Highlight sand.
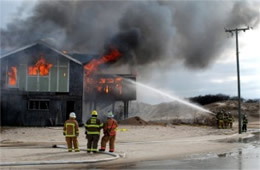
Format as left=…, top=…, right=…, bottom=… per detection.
left=0, top=121, right=259, bottom=169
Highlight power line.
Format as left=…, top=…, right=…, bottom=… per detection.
left=225, top=26, right=250, bottom=134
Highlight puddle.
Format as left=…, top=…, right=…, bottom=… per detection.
left=92, top=130, right=260, bottom=169
left=217, top=131, right=260, bottom=149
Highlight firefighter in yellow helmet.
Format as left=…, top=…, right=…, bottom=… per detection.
left=63, top=112, right=80, bottom=152
left=85, top=110, right=103, bottom=153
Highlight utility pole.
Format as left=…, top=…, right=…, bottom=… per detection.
left=225, top=26, right=250, bottom=134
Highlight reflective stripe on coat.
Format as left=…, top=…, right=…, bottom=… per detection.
left=85, top=117, right=103, bottom=135
left=64, top=118, right=79, bottom=137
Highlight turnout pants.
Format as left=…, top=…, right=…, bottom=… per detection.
left=66, top=137, right=79, bottom=152
left=101, top=135, right=116, bottom=152
left=87, top=134, right=100, bottom=152
left=229, top=122, right=233, bottom=128
left=242, top=124, right=247, bottom=132
left=218, top=120, right=224, bottom=129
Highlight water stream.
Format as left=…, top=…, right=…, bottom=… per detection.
left=125, top=78, right=213, bottom=114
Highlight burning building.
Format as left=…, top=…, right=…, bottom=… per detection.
left=0, top=41, right=84, bottom=126
left=83, top=74, right=136, bottom=122
left=0, top=41, right=136, bottom=126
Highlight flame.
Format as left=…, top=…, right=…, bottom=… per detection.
left=107, top=78, right=114, bottom=84
left=84, top=48, right=121, bottom=76
left=86, top=76, right=123, bottom=95
left=115, top=77, right=122, bottom=83
left=8, top=67, right=17, bottom=86
left=99, top=78, right=106, bottom=84
left=28, top=56, right=53, bottom=76
left=105, top=85, right=109, bottom=93
left=97, top=86, right=102, bottom=92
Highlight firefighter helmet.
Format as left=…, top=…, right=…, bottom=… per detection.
left=107, top=111, right=114, bottom=118
left=91, top=110, right=98, bottom=116
left=69, top=112, right=76, bottom=118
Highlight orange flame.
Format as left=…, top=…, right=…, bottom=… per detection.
left=28, top=56, right=53, bottom=76
left=84, top=48, right=121, bottom=76
left=105, top=85, right=109, bottom=93
left=8, top=67, right=17, bottom=86
left=86, top=76, right=123, bottom=95
left=99, top=78, right=106, bottom=84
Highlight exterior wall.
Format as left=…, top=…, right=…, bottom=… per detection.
left=0, top=91, right=82, bottom=126
left=69, top=61, right=83, bottom=96
left=0, top=44, right=83, bottom=126
left=1, top=48, right=70, bottom=93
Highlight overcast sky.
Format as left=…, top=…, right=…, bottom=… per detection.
left=1, top=0, right=259, bottom=104
left=137, top=28, right=260, bottom=103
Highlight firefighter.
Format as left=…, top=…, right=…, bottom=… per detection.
left=242, top=114, right=248, bottom=132
left=85, top=110, right=103, bottom=153
left=63, top=112, right=80, bottom=152
left=99, top=111, right=118, bottom=152
left=223, top=112, right=229, bottom=129
left=215, top=111, right=221, bottom=128
left=218, top=110, right=224, bottom=129
left=228, top=112, right=234, bottom=129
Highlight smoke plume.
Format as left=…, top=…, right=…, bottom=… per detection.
left=1, top=1, right=260, bottom=70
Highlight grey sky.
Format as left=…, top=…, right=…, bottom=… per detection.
left=1, top=0, right=259, bottom=104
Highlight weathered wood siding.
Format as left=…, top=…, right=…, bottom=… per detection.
left=0, top=44, right=83, bottom=126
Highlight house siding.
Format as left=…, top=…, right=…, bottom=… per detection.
left=0, top=43, right=83, bottom=126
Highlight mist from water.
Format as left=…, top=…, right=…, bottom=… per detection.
left=125, top=78, right=213, bottom=114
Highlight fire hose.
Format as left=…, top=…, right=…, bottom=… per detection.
left=0, top=145, right=122, bottom=167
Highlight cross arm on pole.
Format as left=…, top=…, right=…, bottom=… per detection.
left=225, top=26, right=250, bottom=33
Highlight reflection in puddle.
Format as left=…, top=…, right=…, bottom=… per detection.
left=94, top=131, right=260, bottom=169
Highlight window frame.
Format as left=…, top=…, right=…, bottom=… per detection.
left=6, top=64, right=19, bottom=89
left=28, top=99, right=50, bottom=111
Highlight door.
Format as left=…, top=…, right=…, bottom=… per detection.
left=66, top=101, right=75, bottom=120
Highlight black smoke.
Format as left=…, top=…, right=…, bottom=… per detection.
left=1, top=1, right=260, bottom=69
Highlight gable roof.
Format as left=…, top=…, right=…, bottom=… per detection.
left=68, top=53, right=100, bottom=65
left=0, top=41, right=83, bottom=65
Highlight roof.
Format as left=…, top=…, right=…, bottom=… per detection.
left=68, top=53, right=100, bottom=65
left=0, top=41, right=86, bottom=65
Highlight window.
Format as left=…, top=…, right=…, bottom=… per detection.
left=27, top=55, right=53, bottom=92
left=26, top=56, right=69, bottom=92
left=28, top=55, right=53, bottom=76
left=28, top=100, right=50, bottom=111
left=7, top=66, right=18, bottom=88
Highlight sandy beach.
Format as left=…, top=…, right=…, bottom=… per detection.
left=0, top=121, right=259, bottom=169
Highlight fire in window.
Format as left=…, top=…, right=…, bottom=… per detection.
left=86, top=77, right=123, bottom=95
left=8, top=66, right=17, bottom=86
left=28, top=55, right=53, bottom=76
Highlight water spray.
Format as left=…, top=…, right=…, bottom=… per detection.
left=124, top=78, right=214, bottom=114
